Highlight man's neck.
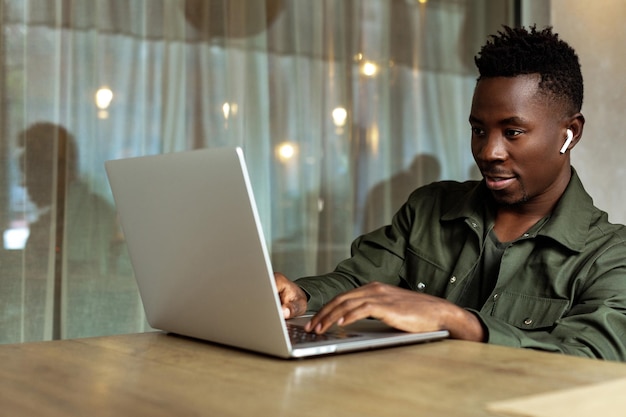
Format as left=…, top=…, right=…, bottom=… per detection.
left=492, top=167, right=572, bottom=242
left=492, top=209, right=547, bottom=243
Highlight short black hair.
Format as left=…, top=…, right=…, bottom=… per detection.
left=474, top=25, right=583, bottom=114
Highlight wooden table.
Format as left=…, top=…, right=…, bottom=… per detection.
left=2, top=332, right=626, bottom=416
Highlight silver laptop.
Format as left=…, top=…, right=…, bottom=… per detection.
left=105, top=147, right=448, bottom=358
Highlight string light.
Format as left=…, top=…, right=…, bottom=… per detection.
left=332, top=107, right=348, bottom=127
left=95, top=87, right=113, bottom=119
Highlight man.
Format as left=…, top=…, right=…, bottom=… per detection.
left=275, top=25, right=626, bottom=361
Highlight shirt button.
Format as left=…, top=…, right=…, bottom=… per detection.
left=493, top=293, right=499, bottom=301
left=471, top=222, right=478, bottom=228
left=449, top=276, right=457, bottom=284
left=522, top=233, right=530, bottom=238
left=523, top=318, right=533, bottom=326
left=417, top=282, right=426, bottom=291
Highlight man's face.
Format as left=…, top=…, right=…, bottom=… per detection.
left=469, top=75, right=572, bottom=209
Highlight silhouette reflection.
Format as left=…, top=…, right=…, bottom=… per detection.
left=362, top=154, right=441, bottom=233
left=1, top=122, right=135, bottom=342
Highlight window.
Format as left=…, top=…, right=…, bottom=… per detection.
left=0, top=0, right=515, bottom=342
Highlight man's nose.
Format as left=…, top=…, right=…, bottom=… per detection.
left=477, top=134, right=508, bottom=162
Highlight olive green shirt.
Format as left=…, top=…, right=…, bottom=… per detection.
left=296, top=169, right=626, bottom=361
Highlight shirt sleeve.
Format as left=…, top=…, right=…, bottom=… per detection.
left=471, top=243, right=626, bottom=361
left=295, top=204, right=413, bottom=311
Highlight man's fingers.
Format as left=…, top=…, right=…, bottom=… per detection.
left=274, top=272, right=308, bottom=319
left=307, top=296, right=373, bottom=333
left=282, top=300, right=306, bottom=319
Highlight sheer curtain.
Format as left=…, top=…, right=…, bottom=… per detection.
left=0, top=0, right=514, bottom=342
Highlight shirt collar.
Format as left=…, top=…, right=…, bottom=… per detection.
left=537, top=168, right=594, bottom=252
left=441, top=168, right=593, bottom=252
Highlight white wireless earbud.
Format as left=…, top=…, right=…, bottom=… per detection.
left=560, top=129, right=573, bottom=154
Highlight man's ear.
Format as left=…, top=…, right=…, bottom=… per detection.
left=566, top=113, right=585, bottom=149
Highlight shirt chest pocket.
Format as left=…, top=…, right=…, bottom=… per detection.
left=490, top=291, right=569, bottom=330
left=399, top=248, right=452, bottom=296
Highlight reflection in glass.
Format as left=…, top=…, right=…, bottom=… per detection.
left=0, top=0, right=515, bottom=342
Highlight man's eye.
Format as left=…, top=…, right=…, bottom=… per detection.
left=471, top=127, right=484, bottom=136
left=505, top=129, right=523, bottom=137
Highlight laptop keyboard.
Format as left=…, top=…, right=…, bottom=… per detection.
left=287, top=323, right=359, bottom=344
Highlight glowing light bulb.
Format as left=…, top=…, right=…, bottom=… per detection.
left=361, top=61, right=379, bottom=77
left=95, top=87, right=113, bottom=110
left=332, top=107, right=348, bottom=127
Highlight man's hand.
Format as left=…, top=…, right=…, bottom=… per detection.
left=303, top=281, right=485, bottom=342
left=274, top=272, right=308, bottom=319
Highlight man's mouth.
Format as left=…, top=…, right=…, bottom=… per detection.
left=483, top=173, right=516, bottom=191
